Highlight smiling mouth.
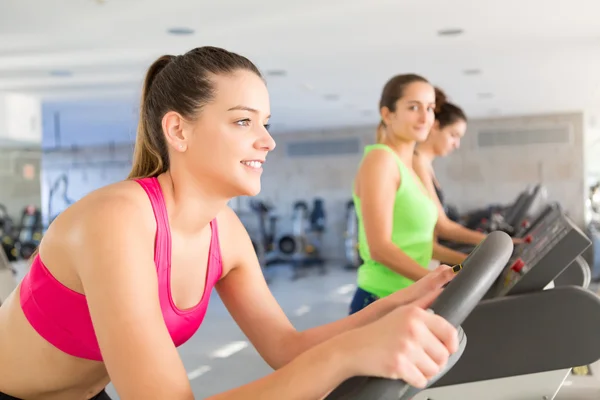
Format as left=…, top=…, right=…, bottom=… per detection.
left=241, top=160, right=264, bottom=169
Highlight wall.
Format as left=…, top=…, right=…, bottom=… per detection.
left=41, top=143, right=133, bottom=226
left=254, top=126, right=375, bottom=261
left=0, top=94, right=43, bottom=222
left=0, top=147, right=42, bottom=222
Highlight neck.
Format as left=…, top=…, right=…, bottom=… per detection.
left=157, top=171, right=230, bottom=235
left=383, top=138, right=416, bottom=165
left=414, top=141, right=436, bottom=166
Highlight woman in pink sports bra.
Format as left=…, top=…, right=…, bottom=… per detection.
left=0, top=46, right=458, bottom=400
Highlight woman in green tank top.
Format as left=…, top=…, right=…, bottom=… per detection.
left=349, top=74, right=469, bottom=315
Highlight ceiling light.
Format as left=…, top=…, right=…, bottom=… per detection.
left=361, top=110, right=373, bottom=116
left=437, top=28, right=464, bottom=37
left=49, top=70, right=72, bottom=77
left=324, top=94, right=339, bottom=101
left=463, top=69, right=481, bottom=76
left=167, top=27, right=195, bottom=36
left=301, top=83, right=314, bottom=91
left=478, top=92, right=494, bottom=99
left=266, top=69, right=287, bottom=77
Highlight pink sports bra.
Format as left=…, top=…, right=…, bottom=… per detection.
left=19, top=177, right=223, bottom=361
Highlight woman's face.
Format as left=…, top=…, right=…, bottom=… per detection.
left=381, top=81, right=436, bottom=143
left=430, top=119, right=467, bottom=156
left=166, top=69, right=276, bottom=198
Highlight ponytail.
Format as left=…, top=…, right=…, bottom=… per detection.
left=128, top=55, right=174, bottom=179
left=433, top=86, right=467, bottom=129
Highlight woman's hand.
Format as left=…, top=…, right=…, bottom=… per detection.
left=384, top=265, right=457, bottom=309
left=343, top=288, right=459, bottom=389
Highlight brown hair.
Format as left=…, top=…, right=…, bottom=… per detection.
left=434, top=87, right=467, bottom=129
left=128, top=46, right=262, bottom=179
left=376, top=73, right=430, bottom=143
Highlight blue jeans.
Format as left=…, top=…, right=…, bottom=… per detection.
left=349, top=287, right=380, bottom=315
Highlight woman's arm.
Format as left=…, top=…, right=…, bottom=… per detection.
left=413, top=157, right=487, bottom=246
left=356, top=150, right=430, bottom=281
left=432, top=241, right=467, bottom=265
left=70, top=193, right=195, bottom=400
left=209, top=285, right=459, bottom=400
left=216, top=208, right=457, bottom=370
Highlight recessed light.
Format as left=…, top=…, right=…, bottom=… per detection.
left=49, top=70, right=72, bottom=77
left=361, top=110, right=373, bottom=116
left=167, top=27, right=195, bottom=36
left=438, top=28, right=464, bottom=37
left=324, top=94, right=339, bottom=101
left=463, top=69, right=481, bottom=76
left=266, top=69, right=287, bottom=77
left=478, top=92, right=494, bottom=99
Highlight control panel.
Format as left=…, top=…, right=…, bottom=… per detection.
left=489, top=210, right=590, bottom=297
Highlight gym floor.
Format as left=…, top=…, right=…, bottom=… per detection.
left=94, top=262, right=600, bottom=400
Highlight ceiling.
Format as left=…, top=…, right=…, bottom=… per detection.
left=1, top=0, right=600, bottom=134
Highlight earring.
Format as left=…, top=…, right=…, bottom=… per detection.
left=179, top=144, right=184, bottom=150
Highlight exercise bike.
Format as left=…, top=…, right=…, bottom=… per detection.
left=275, top=199, right=327, bottom=279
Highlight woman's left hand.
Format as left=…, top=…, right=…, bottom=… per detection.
left=385, top=265, right=457, bottom=309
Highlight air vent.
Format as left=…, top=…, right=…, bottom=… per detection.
left=286, top=138, right=361, bottom=157
left=477, top=125, right=572, bottom=148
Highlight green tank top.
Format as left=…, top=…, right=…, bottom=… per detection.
left=353, top=144, right=438, bottom=298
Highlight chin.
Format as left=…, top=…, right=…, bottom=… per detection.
left=237, top=182, right=262, bottom=197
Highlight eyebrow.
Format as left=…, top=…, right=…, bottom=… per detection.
left=407, top=100, right=435, bottom=105
left=228, top=105, right=271, bottom=119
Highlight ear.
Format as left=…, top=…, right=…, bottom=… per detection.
left=162, top=111, right=188, bottom=152
left=380, top=106, right=393, bottom=126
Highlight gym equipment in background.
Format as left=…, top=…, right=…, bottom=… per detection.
left=276, top=200, right=326, bottom=279
left=343, top=200, right=362, bottom=270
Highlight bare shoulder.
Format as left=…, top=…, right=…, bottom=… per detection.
left=40, top=180, right=156, bottom=261
left=357, top=147, right=401, bottom=191
left=361, top=147, right=398, bottom=169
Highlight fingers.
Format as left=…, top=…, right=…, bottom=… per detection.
left=422, top=310, right=459, bottom=355
left=395, top=354, right=429, bottom=389
left=414, top=318, right=452, bottom=373
left=410, top=287, right=444, bottom=310
left=434, top=265, right=457, bottom=286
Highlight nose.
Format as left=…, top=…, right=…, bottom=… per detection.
left=255, top=127, right=276, bottom=151
left=418, top=107, right=428, bottom=123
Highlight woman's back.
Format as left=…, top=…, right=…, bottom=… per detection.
left=0, top=177, right=221, bottom=399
